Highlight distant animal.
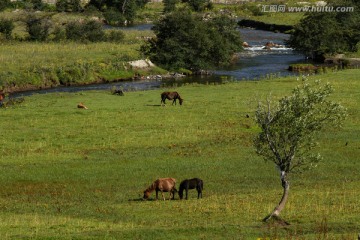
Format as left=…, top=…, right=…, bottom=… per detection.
left=143, top=178, right=177, bottom=200
left=178, top=178, right=203, bottom=200
left=77, top=103, right=88, bottom=109
left=161, top=91, right=183, bottom=106
left=112, top=89, right=124, bottom=96
left=0, top=91, right=4, bottom=106
left=0, top=92, right=4, bottom=101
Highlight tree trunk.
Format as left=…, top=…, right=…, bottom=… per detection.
left=263, top=171, right=290, bottom=224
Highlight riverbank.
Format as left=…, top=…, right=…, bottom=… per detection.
left=0, top=40, right=171, bottom=94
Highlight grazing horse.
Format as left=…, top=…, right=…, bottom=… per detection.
left=113, top=89, right=124, bottom=96
left=143, top=178, right=177, bottom=200
left=178, top=178, right=203, bottom=200
left=161, top=92, right=183, bottom=106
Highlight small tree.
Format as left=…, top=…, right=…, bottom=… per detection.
left=254, top=78, right=346, bottom=223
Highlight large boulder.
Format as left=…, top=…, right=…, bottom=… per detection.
left=128, top=59, right=155, bottom=69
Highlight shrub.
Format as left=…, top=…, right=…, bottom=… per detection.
left=103, top=8, right=126, bottom=26
left=51, top=25, right=67, bottom=42
left=163, top=0, right=178, bottom=12
left=182, top=0, right=212, bottom=12
left=0, top=0, right=11, bottom=11
left=65, top=20, right=105, bottom=42
left=29, top=0, right=46, bottom=10
left=105, top=30, right=125, bottom=43
left=0, top=18, right=14, bottom=39
left=56, top=0, right=83, bottom=12
left=26, top=16, right=52, bottom=41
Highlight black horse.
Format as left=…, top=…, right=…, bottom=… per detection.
left=178, top=178, right=203, bottom=200
left=161, top=92, right=183, bottom=106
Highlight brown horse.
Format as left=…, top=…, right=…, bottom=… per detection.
left=143, top=178, right=177, bottom=200
left=161, top=92, right=183, bottom=106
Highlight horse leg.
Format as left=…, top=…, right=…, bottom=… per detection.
left=170, top=188, right=176, bottom=200
left=156, top=190, right=159, bottom=200
left=197, top=187, right=202, bottom=199
left=161, top=191, right=166, bottom=201
left=172, top=98, right=176, bottom=105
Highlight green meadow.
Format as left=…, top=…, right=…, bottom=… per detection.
left=0, top=69, right=359, bottom=239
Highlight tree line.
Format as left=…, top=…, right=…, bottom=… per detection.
left=0, top=16, right=125, bottom=42
left=288, top=0, right=360, bottom=60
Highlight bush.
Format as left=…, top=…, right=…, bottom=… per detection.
left=247, top=5, right=265, bottom=16
left=30, top=0, right=46, bottom=10
left=183, top=0, right=212, bottom=12
left=26, top=16, right=52, bottom=41
left=56, top=0, right=83, bottom=12
left=65, top=20, right=105, bottom=42
left=163, top=0, right=178, bottom=12
left=0, top=0, right=11, bottom=11
left=106, top=30, right=125, bottom=43
left=51, top=25, right=67, bottom=42
left=0, top=18, right=14, bottom=39
left=103, top=8, right=126, bottom=26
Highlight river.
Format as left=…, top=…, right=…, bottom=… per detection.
left=13, top=26, right=306, bottom=97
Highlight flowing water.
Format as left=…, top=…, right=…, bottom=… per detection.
left=13, top=26, right=307, bottom=97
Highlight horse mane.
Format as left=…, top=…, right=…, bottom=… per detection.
left=176, top=92, right=183, bottom=100
left=144, top=181, right=157, bottom=193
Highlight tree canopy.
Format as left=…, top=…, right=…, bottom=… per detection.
left=141, top=11, right=243, bottom=71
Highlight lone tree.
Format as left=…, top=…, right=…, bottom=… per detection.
left=254, top=78, right=346, bottom=223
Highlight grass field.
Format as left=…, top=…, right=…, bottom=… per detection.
left=0, top=69, right=359, bottom=239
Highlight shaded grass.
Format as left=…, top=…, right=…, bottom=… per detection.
left=0, top=69, right=359, bottom=239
